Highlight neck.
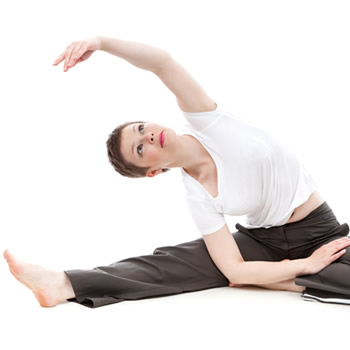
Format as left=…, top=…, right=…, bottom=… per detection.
left=171, top=134, right=209, bottom=176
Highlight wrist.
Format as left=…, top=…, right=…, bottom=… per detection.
left=94, top=36, right=103, bottom=51
left=298, top=258, right=309, bottom=275
left=281, top=258, right=309, bottom=279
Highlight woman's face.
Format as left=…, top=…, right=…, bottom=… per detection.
left=120, top=122, right=178, bottom=177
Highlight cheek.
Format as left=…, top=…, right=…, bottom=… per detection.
left=146, top=148, right=160, bottom=163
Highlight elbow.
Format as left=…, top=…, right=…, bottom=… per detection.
left=151, top=52, right=173, bottom=75
left=228, top=275, right=244, bottom=286
left=226, top=262, right=245, bottom=285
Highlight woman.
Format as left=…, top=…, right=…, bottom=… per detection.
left=4, top=36, right=350, bottom=308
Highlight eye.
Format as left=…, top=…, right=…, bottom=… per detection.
left=138, top=124, right=144, bottom=134
left=137, top=144, right=143, bottom=156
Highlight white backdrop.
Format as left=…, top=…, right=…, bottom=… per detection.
left=1, top=1, right=350, bottom=349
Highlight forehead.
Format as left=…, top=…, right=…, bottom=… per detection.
left=120, top=123, right=137, bottom=163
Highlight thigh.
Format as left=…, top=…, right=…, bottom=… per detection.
left=296, top=245, right=350, bottom=295
left=92, top=237, right=229, bottom=291
left=232, top=230, right=283, bottom=262
left=285, top=202, right=349, bottom=259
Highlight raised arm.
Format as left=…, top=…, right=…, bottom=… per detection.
left=204, top=224, right=350, bottom=285
left=53, top=36, right=216, bottom=113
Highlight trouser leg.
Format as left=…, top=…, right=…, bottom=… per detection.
left=295, top=244, right=350, bottom=295
left=287, top=203, right=350, bottom=296
left=293, top=241, right=350, bottom=304
left=65, top=238, right=229, bottom=308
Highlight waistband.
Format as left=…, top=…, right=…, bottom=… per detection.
left=284, top=201, right=332, bottom=227
left=236, top=201, right=334, bottom=234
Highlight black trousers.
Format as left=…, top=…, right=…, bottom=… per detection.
left=65, top=202, right=350, bottom=308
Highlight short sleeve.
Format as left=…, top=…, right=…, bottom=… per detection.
left=182, top=104, right=222, bottom=133
left=185, top=191, right=226, bottom=236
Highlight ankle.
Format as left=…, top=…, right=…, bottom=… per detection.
left=56, top=271, right=75, bottom=300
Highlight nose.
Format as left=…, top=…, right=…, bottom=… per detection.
left=144, top=131, right=155, bottom=144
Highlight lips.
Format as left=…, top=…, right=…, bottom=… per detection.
left=159, top=131, right=165, bottom=148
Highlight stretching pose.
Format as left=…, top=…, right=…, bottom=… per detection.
left=4, top=37, right=350, bottom=308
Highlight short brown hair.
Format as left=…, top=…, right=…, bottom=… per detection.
left=106, top=121, right=169, bottom=178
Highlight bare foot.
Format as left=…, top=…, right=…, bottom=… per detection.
left=3, top=249, right=75, bottom=307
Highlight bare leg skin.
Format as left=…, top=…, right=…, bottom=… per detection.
left=3, top=249, right=75, bottom=307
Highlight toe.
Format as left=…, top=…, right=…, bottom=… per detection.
left=5, top=252, right=24, bottom=276
left=3, top=249, right=16, bottom=263
left=3, top=249, right=10, bottom=261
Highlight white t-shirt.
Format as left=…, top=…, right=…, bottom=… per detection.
left=181, top=105, right=317, bottom=236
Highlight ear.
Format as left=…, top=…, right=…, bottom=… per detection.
left=146, top=168, right=163, bottom=178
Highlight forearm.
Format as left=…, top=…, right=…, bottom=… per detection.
left=229, top=259, right=307, bottom=285
left=258, top=278, right=306, bottom=292
left=98, top=36, right=171, bottom=73
left=231, top=278, right=305, bottom=292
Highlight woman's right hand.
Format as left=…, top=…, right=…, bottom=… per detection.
left=305, top=237, right=350, bottom=275
left=53, top=37, right=102, bottom=72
